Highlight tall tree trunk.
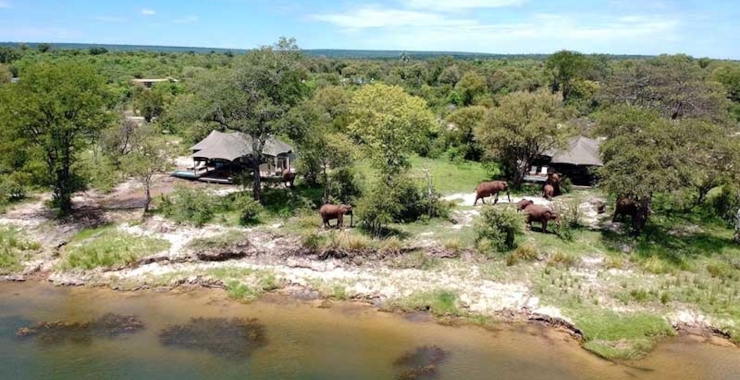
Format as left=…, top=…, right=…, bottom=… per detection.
left=322, top=164, right=330, bottom=205
left=251, top=157, right=262, bottom=202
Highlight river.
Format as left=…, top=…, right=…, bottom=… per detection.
left=0, top=283, right=738, bottom=380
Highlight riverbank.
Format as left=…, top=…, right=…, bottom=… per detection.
left=0, top=186, right=739, bottom=362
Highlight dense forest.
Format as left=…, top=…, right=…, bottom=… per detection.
left=1, top=39, right=740, bottom=234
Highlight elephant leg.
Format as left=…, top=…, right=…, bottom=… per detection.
left=493, top=193, right=499, bottom=205
left=474, top=197, right=479, bottom=206
left=543, top=220, right=548, bottom=233
left=338, top=214, right=343, bottom=229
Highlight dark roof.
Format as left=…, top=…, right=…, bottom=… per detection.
left=544, top=136, right=603, bottom=167
left=191, top=131, right=293, bottom=161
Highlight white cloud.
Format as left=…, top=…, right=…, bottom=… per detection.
left=173, top=15, right=198, bottom=24
left=403, top=0, right=525, bottom=11
left=311, top=7, right=476, bottom=29
left=0, top=0, right=11, bottom=9
left=141, top=8, right=156, bottom=16
left=312, top=7, right=681, bottom=54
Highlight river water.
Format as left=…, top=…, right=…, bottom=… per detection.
left=0, top=283, right=738, bottom=380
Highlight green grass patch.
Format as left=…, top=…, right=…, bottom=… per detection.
left=214, top=268, right=281, bottom=302
left=569, top=308, right=675, bottom=360
left=187, top=231, right=246, bottom=251
left=0, top=227, right=40, bottom=274
left=355, top=155, right=492, bottom=195
left=391, top=290, right=462, bottom=317
left=62, top=225, right=170, bottom=270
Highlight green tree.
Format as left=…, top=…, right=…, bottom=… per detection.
left=348, top=83, right=435, bottom=182
left=0, top=64, right=11, bottom=84
left=546, top=50, right=589, bottom=102
left=0, top=62, right=110, bottom=214
left=455, top=71, right=487, bottom=106
left=37, top=43, right=52, bottom=53
left=444, top=106, right=487, bottom=161
left=601, top=55, right=730, bottom=121
left=0, top=47, right=21, bottom=64
left=189, top=38, right=308, bottom=202
left=120, top=125, right=171, bottom=212
left=476, top=89, right=575, bottom=186
left=596, top=106, right=695, bottom=234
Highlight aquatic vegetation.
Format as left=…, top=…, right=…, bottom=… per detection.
left=16, top=313, right=145, bottom=345
left=393, top=345, right=449, bottom=380
left=158, top=317, right=267, bottom=359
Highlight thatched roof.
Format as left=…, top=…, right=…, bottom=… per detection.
left=545, top=136, right=603, bottom=167
left=191, top=131, right=293, bottom=162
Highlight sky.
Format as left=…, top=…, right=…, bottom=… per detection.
left=0, top=0, right=738, bottom=59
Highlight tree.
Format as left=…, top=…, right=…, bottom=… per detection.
left=444, top=106, right=487, bottom=161
left=0, top=64, right=11, bottom=84
left=101, top=117, right=139, bottom=166
left=133, top=83, right=178, bottom=123
left=546, top=50, right=589, bottom=102
left=0, top=47, right=21, bottom=64
left=120, top=125, right=171, bottom=212
left=439, top=65, right=462, bottom=86
left=37, top=43, right=52, bottom=53
left=190, top=37, right=308, bottom=202
left=455, top=71, right=487, bottom=106
left=596, top=106, right=695, bottom=234
left=601, top=55, right=730, bottom=122
left=348, top=83, right=435, bottom=183
left=0, top=62, right=110, bottom=214
left=476, top=89, right=575, bottom=186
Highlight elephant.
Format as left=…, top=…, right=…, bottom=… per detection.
left=282, top=169, right=297, bottom=188
left=612, top=196, right=650, bottom=233
left=474, top=181, right=511, bottom=206
left=319, top=204, right=353, bottom=229
left=517, top=199, right=534, bottom=212
left=543, top=184, right=555, bottom=201
left=523, top=205, right=558, bottom=233
left=544, top=172, right=562, bottom=197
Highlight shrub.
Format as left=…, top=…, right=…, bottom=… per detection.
left=711, top=184, right=740, bottom=227
left=559, top=176, right=573, bottom=195
left=231, top=194, right=263, bottom=225
left=301, top=232, right=325, bottom=251
left=0, top=172, right=32, bottom=202
left=548, top=250, right=579, bottom=268
left=380, top=236, right=404, bottom=255
left=326, top=167, right=364, bottom=205
left=357, top=181, right=400, bottom=236
left=159, top=186, right=217, bottom=227
left=474, top=206, right=523, bottom=252
left=506, top=243, right=539, bottom=266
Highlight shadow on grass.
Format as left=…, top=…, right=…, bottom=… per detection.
left=599, top=214, right=738, bottom=268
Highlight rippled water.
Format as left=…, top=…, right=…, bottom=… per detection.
left=0, top=283, right=738, bottom=380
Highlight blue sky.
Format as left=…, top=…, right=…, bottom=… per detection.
left=0, top=0, right=738, bottom=58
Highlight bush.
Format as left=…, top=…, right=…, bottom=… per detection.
left=159, top=186, right=217, bottom=227
left=711, top=184, right=740, bottom=227
left=357, top=181, right=401, bottom=236
left=326, top=167, right=364, bottom=205
left=507, top=243, right=539, bottom=266
left=474, top=206, right=523, bottom=252
left=357, top=177, right=451, bottom=235
left=231, top=193, right=263, bottom=225
left=0, top=172, right=31, bottom=202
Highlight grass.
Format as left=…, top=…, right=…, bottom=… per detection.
left=389, top=250, right=440, bottom=270
left=219, top=269, right=281, bottom=302
left=391, top=290, right=462, bottom=317
left=62, top=225, right=171, bottom=270
left=0, top=227, right=40, bottom=274
left=570, top=308, right=675, bottom=360
left=187, top=231, right=246, bottom=251
left=355, top=155, right=492, bottom=195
